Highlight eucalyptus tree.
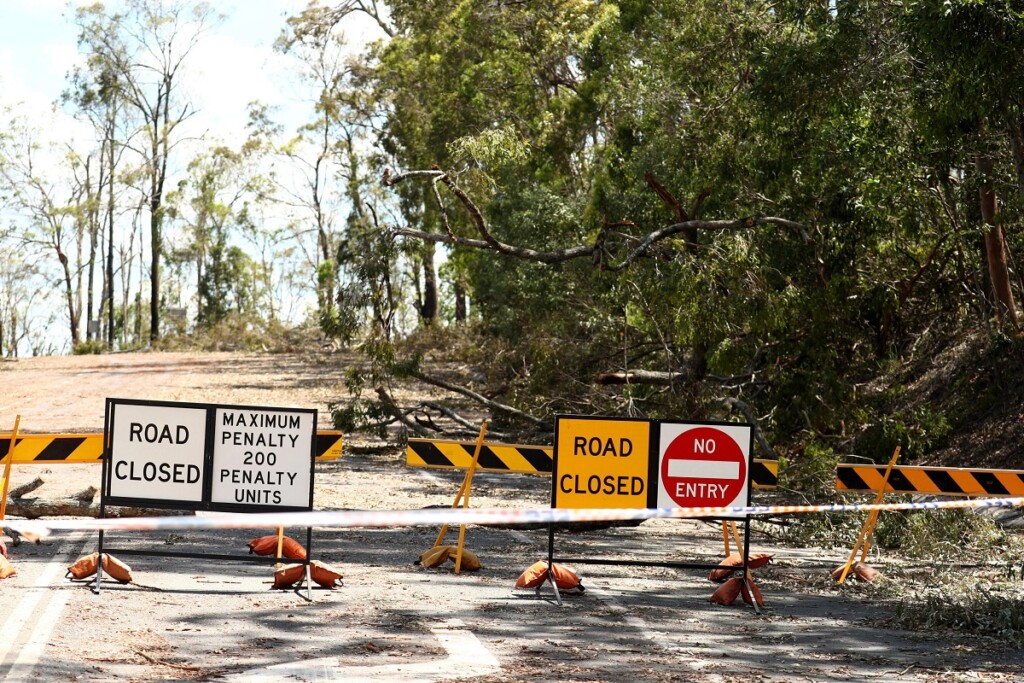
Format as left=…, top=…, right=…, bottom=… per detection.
left=0, top=118, right=91, bottom=348
left=73, top=0, right=220, bottom=344
left=64, top=43, right=135, bottom=348
left=164, top=143, right=274, bottom=328
left=902, top=0, right=1024, bottom=329
left=275, top=4, right=402, bottom=340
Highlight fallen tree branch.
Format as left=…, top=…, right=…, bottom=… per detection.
left=595, top=369, right=691, bottom=385
left=375, top=386, right=431, bottom=436
left=4, top=498, right=194, bottom=519
left=405, top=368, right=547, bottom=427
left=418, top=400, right=508, bottom=439
left=9, top=476, right=45, bottom=499
left=384, top=167, right=807, bottom=269
left=713, top=397, right=776, bottom=459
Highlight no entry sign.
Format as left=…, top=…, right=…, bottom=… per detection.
left=656, top=422, right=752, bottom=514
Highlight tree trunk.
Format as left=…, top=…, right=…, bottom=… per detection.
left=977, top=155, right=1020, bottom=327
left=420, top=244, right=438, bottom=324
left=150, top=195, right=162, bottom=343
left=454, top=276, right=467, bottom=323
left=60, top=251, right=81, bottom=347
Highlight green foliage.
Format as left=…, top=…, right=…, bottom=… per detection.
left=889, top=584, right=1024, bottom=647
left=254, top=0, right=1024, bottom=510
left=72, top=339, right=107, bottom=355
left=776, top=441, right=865, bottom=546
left=873, top=508, right=1006, bottom=560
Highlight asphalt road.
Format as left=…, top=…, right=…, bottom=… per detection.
left=4, top=453, right=1024, bottom=682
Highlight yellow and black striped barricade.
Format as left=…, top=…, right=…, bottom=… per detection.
left=835, top=464, right=1024, bottom=497
left=407, top=438, right=780, bottom=489
left=0, top=431, right=345, bottom=464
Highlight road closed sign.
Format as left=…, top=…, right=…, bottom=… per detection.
left=210, top=407, right=315, bottom=509
left=103, top=398, right=316, bottom=513
left=656, top=422, right=752, bottom=514
left=553, top=416, right=651, bottom=509
left=107, top=402, right=208, bottom=503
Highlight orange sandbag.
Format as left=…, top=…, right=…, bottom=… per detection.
left=710, top=577, right=743, bottom=605
left=741, top=578, right=764, bottom=607
left=708, top=553, right=743, bottom=581
left=0, top=556, right=16, bottom=580
left=514, top=561, right=583, bottom=591
left=67, top=552, right=99, bottom=580
left=708, top=552, right=774, bottom=581
left=831, top=561, right=880, bottom=582
left=272, top=563, right=307, bottom=590
left=102, top=554, right=133, bottom=583
left=310, top=560, right=343, bottom=589
left=550, top=563, right=583, bottom=590
left=248, top=535, right=307, bottom=560
left=515, top=560, right=549, bottom=589
left=853, top=562, right=880, bottom=582
left=64, top=552, right=132, bottom=583
left=248, top=535, right=278, bottom=556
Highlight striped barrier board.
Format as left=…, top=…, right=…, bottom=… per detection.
left=836, top=464, right=1024, bottom=497
left=407, top=438, right=780, bottom=490
left=0, top=431, right=345, bottom=464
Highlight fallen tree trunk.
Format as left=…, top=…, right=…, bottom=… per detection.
left=3, top=498, right=195, bottom=519
left=9, top=476, right=45, bottom=499
left=595, top=369, right=690, bottom=385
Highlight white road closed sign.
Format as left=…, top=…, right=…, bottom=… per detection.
left=210, top=407, right=315, bottom=508
left=108, top=403, right=208, bottom=502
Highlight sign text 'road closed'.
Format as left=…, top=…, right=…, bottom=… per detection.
left=108, top=403, right=208, bottom=502
left=554, top=417, right=650, bottom=509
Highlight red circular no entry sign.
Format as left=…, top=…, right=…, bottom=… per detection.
left=660, top=426, right=746, bottom=507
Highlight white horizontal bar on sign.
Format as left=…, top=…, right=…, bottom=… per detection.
left=666, top=460, right=740, bottom=480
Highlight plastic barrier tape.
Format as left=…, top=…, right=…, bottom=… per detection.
left=10, top=496, right=1024, bottom=538
left=407, top=438, right=780, bottom=490
left=836, top=464, right=1024, bottom=497
left=0, top=431, right=344, bottom=463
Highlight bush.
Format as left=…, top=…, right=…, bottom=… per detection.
left=72, top=339, right=107, bottom=355
left=872, top=508, right=1006, bottom=560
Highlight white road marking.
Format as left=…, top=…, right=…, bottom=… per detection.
left=0, top=533, right=87, bottom=682
left=225, top=618, right=500, bottom=683
left=5, top=591, right=71, bottom=681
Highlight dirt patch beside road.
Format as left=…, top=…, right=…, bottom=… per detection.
left=0, top=351, right=349, bottom=434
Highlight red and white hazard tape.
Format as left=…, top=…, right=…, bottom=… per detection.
left=6, top=496, right=1024, bottom=538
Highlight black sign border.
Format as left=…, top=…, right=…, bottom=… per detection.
left=102, top=397, right=316, bottom=513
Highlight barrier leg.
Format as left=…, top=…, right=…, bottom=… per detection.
left=0, top=416, right=21, bottom=521
left=838, top=446, right=900, bottom=584
left=433, top=422, right=488, bottom=550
